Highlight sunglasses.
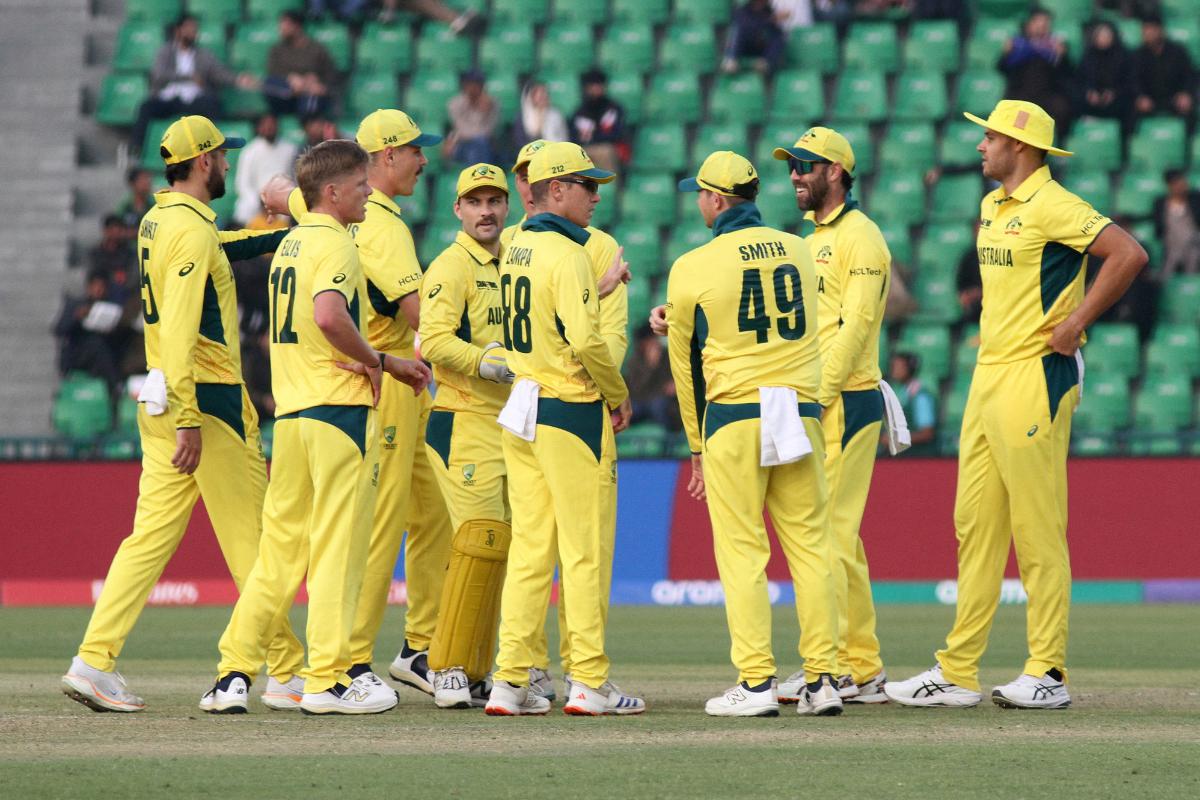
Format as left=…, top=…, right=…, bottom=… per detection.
left=788, top=157, right=831, bottom=175
left=556, top=177, right=600, bottom=194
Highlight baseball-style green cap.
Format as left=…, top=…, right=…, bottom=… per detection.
left=160, top=115, right=244, bottom=164
left=678, top=151, right=759, bottom=197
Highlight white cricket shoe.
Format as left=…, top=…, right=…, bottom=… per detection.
left=485, top=680, right=551, bottom=716
left=777, top=670, right=806, bottom=704
left=991, top=671, right=1071, bottom=709
left=835, top=674, right=861, bottom=701
left=433, top=667, right=472, bottom=709
left=884, top=665, right=982, bottom=707
left=528, top=667, right=557, bottom=702
left=199, top=672, right=251, bottom=714
left=388, top=641, right=432, bottom=695
left=705, top=679, right=780, bottom=717
left=563, top=680, right=646, bottom=716
left=796, top=674, right=845, bottom=716
left=561, top=672, right=574, bottom=703
left=261, top=675, right=304, bottom=710
left=469, top=675, right=493, bottom=708
left=300, top=675, right=397, bottom=715
left=62, top=657, right=145, bottom=713
left=846, top=670, right=889, bottom=704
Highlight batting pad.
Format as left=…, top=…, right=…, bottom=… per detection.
left=427, top=519, right=511, bottom=680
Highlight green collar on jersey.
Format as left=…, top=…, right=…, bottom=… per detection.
left=522, top=212, right=591, bottom=246
left=712, top=202, right=764, bottom=238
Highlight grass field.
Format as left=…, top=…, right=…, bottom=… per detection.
left=2, top=604, right=1199, bottom=798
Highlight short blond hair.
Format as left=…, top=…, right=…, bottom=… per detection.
left=296, top=139, right=369, bottom=209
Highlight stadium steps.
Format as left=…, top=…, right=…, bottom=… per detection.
left=0, top=0, right=89, bottom=434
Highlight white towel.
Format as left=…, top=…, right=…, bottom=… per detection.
left=759, top=387, right=812, bottom=466
left=137, top=368, right=168, bottom=416
left=1074, top=349, right=1085, bottom=402
left=498, top=378, right=539, bottom=441
left=879, top=380, right=911, bottom=456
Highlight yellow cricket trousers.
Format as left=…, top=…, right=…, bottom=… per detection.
left=821, top=388, right=885, bottom=683
left=702, top=402, right=840, bottom=684
left=425, top=408, right=510, bottom=529
left=349, top=378, right=451, bottom=663
left=218, top=405, right=378, bottom=694
left=494, top=399, right=616, bottom=690
left=78, top=385, right=304, bottom=678
left=937, top=354, right=1079, bottom=691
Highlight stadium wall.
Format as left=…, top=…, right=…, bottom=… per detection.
left=1, top=460, right=1196, bottom=606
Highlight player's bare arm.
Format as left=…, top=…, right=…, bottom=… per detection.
left=399, top=291, right=420, bottom=332
left=597, top=245, right=630, bottom=299
left=316, top=291, right=385, bottom=405
left=1048, top=225, right=1148, bottom=355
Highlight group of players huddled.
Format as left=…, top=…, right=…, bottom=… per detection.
left=62, top=94, right=1146, bottom=719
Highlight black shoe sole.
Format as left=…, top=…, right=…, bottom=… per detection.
left=64, top=688, right=112, bottom=713
left=202, top=706, right=247, bottom=714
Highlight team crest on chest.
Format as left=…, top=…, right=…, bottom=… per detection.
left=462, top=463, right=476, bottom=486
left=1005, top=217, right=1023, bottom=236
left=383, top=425, right=397, bottom=449
left=816, top=245, right=833, bottom=264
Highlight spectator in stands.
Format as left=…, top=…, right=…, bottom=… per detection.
left=298, top=112, right=338, bottom=154
left=771, top=1, right=813, bottom=31
left=886, top=352, right=938, bottom=456
left=812, top=0, right=853, bottom=27
left=376, top=0, right=484, bottom=33
left=129, top=14, right=253, bottom=158
left=571, top=69, right=627, bottom=172
left=233, top=114, right=298, bottom=226
left=308, top=0, right=370, bottom=20
left=1153, top=169, right=1200, bottom=279
left=445, top=69, right=500, bottom=165
left=513, top=81, right=568, bottom=149
left=625, top=325, right=681, bottom=432
left=53, top=269, right=129, bottom=408
left=115, top=168, right=154, bottom=233
left=1091, top=215, right=1160, bottom=341
left=263, top=10, right=338, bottom=118
left=722, top=0, right=786, bottom=76
left=907, top=0, right=970, bottom=26
left=1076, top=20, right=1136, bottom=135
left=1133, top=15, right=1196, bottom=123
left=957, top=222, right=983, bottom=323
left=998, top=8, right=1073, bottom=129
left=87, top=215, right=136, bottom=281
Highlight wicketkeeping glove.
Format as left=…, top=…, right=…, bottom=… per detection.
left=478, top=341, right=515, bottom=384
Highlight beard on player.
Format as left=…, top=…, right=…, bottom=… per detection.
left=207, top=167, right=226, bottom=200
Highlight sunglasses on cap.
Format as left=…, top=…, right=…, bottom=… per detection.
left=788, top=157, right=831, bottom=175
left=556, top=177, right=600, bottom=194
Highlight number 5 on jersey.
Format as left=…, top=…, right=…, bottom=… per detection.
left=738, top=264, right=805, bottom=343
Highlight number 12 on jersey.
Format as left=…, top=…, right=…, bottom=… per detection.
left=737, top=264, right=805, bottom=343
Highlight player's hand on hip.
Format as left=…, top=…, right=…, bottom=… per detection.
left=610, top=397, right=632, bottom=433
left=478, top=341, right=515, bottom=383
left=649, top=304, right=669, bottom=336
left=1047, top=316, right=1084, bottom=356
left=597, top=246, right=630, bottom=299
left=172, top=427, right=202, bottom=475
left=386, top=355, right=433, bottom=395
left=688, top=454, right=706, bottom=501
left=335, top=358, right=384, bottom=406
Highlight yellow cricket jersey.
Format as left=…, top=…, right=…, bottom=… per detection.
left=975, top=165, right=1111, bottom=364
left=503, top=215, right=627, bottom=365
left=137, top=190, right=286, bottom=429
left=499, top=213, right=628, bottom=406
left=420, top=230, right=510, bottom=414
left=267, top=212, right=373, bottom=416
left=665, top=203, right=821, bottom=453
left=805, top=199, right=890, bottom=404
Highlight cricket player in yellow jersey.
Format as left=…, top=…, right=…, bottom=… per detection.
left=418, top=164, right=515, bottom=708
left=501, top=140, right=630, bottom=701
left=887, top=101, right=1146, bottom=710
left=484, top=143, right=643, bottom=716
left=62, top=116, right=306, bottom=714
left=772, top=128, right=891, bottom=705
left=202, top=140, right=431, bottom=715
left=666, top=151, right=843, bottom=718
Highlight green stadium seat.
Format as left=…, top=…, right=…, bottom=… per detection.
left=96, top=73, right=149, bottom=127
left=645, top=72, right=702, bottom=124
left=1160, top=274, right=1200, bottom=324
left=246, top=0, right=302, bottom=20
left=417, top=25, right=472, bottom=72
left=539, top=22, right=594, bottom=72
left=786, top=22, right=838, bottom=74
left=1073, top=373, right=1130, bottom=432
left=115, top=393, right=140, bottom=436
left=966, top=17, right=1015, bottom=70
left=598, top=25, right=655, bottom=75
left=551, top=0, right=608, bottom=24
left=1064, top=171, right=1112, bottom=211
left=221, top=85, right=268, bottom=118
left=954, top=325, right=981, bottom=375
left=356, top=23, right=412, bottom=73
left=931, top=174, right=981, bottom=222
left=186, top=0, right=238, bottom=24
left=976, top=0, right=1031, bottom=17
left=673, top=0, right=730, bottom=24
left=139, top=120, right=174, bottom=167
left=660, top=23, right=718, bottom=73
left=430, top=172, right=460, bottom=216
left=420, top=221, right=461, bottom=265
left=912, top=273, right=961, bottom=323
left=612, top=0, right=668, bottom=24
left=892, top=71, right=948, bottom=121
left=666, top=226, right=711, bottom=261
left=955, top=70, right=1005, bottom=115
left=1084, top=323, right=1140, bottom=378
left=347, top=72, right=398, bottom=118
left=879, top=121, right=937, bottom=175
left=625, top=275, right=655, bottom=336
left=1134, top=375, right=1193, bottom=431
left=613, top=222, right=663, bottom=279
left=480, top=22, right=535, bottom=74
left=53, top=374, right=112, bottom=439
left=1166, top=17, right=1200, bottom=62
left=1072, top=432, right=1117, bottom=456
left=918, top=223, right=974, bottom=274
left=484, top=73, right=519, bottom=123
left=708, top=73, right=766, bottom=123
left=129, top=0, right=183, bottom=22
left=877, top=220, right=912, bottom=266
left=756, top=177, right=804, bottom=231
left=843, top=22, right=900, bottom=73
left=897, top=324, right=952, bottom=382
left=1114, top=173, right=1161, bottom=218
left=904, top=20, right=960, bottom=73
left=309, top=22, right=351, bottom=72
left=633, top=122, right=687, bottom=173
left=404, top=71, right=458, bottom=130
left=605, top=70, right=643, bottom=124
left=768, top=70, right=823, bottom=123
left=229, top=22, right=276, bottom=74
left=1129, top=116, right=1187, bottom=174
left=832, top=72, right=888, bottom=123
left=1067, top=117, right=1122, bottom=172
left=941, top=384, right=969, bottom=440
left=492, top=0, right=549, bottom=21
left=692, top=123, right=751, bottom=165
left=1146, top=323, right=1200, bottom=377
left=113, top=21, right=163, bottom=73
left=591, top=184, right=617, bottom=229
left=617, top=421, right=670, bottom=459
left=400, top=181, right=429, bottom=226
left=620, top=172, right=676, bottom=227
left=756, top=121, right=805, bottom=166
left=940, top=119, right=984, bottom=168
left=870, top=171, right=926, bottom=226
left=540, top=72, right=583, bottom=124
left=195, top=22, right=228, bottom=62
